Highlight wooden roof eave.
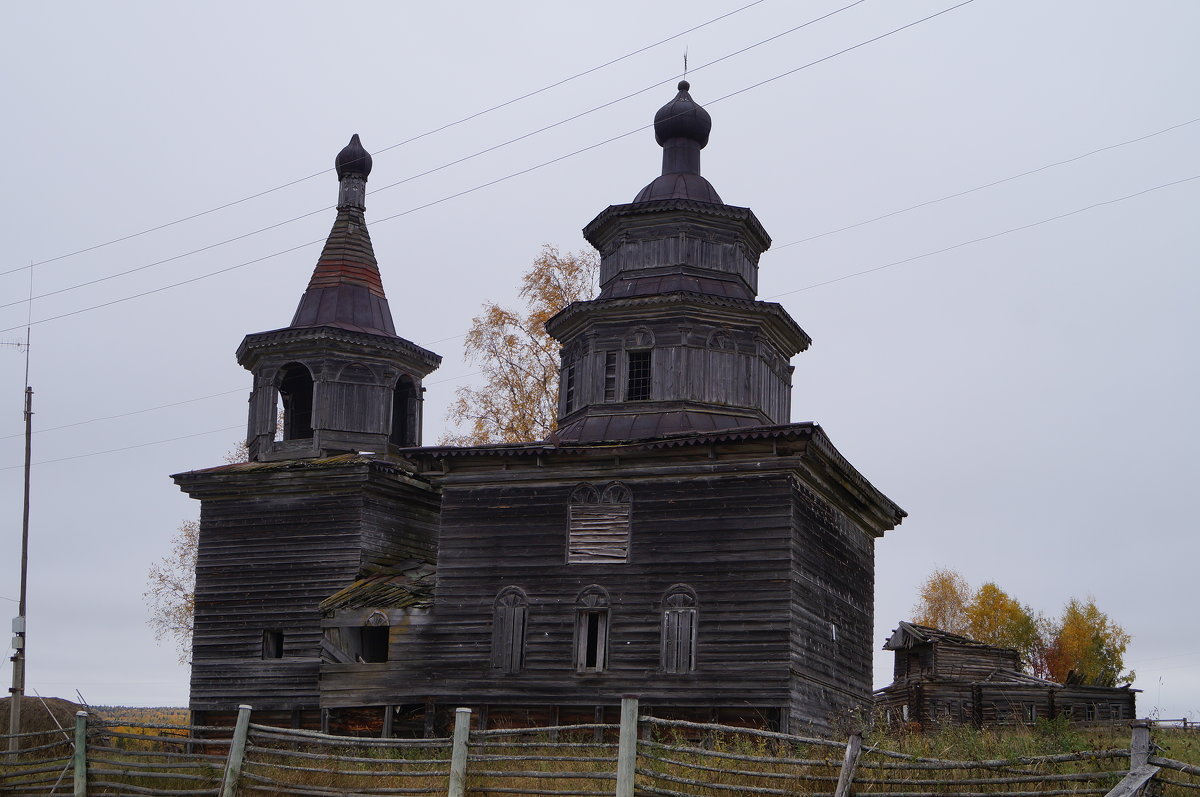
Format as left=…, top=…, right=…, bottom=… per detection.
left=236, top=324, right=442, bottom=374
left=790, top=426, right=907, bottom=537
left=171, top=454, right=434, bottom=498
left=545, top=292, right=811, bottom=355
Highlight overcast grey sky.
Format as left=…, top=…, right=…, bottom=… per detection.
left=2, top=1, right=1197, bottom=717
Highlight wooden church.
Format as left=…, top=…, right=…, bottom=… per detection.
left=173, top=83, right=906, bottom=736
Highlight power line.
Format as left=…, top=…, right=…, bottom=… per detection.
left=0, top=0, right=869, bottom=313
left=766, top=174, right=1200, bottom=300
left=0, top=425, right=244, bottom=472
left=0, top=370, right=483, bottom=443
left=0, top=0, right=767, bottom=279
left=6, top=173, right=1194, bottom=461
left=0, top=1, right=978, bottom=336
left=0, top=388, right=246, bottom=441
left=773, top=116, right=1200, bottom=250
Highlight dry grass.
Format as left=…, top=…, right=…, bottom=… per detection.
left=4, top=715, right=1197, bottom=796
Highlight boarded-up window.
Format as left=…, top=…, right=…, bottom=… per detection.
left=661, top=585, right=698, bottom=674
left=568, top=483, right=631, bottom=564
left=603, top=351, right=618, bottom=401
left=574, top=586, right=610, bottom=673
left=564, top=366, right=576, bottom=414
left=491, top=587, right=528, bottom=673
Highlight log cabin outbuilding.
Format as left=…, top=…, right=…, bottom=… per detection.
left=174, top=83, right=906, bottom=736
left=874, top=622, right=1137, bottom=728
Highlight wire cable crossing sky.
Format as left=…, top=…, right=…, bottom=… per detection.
left=1, top=0, right=1197, bottom=717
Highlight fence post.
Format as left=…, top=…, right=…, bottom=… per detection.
left=220, top=705, right=252, bottom=797
left=834, top=731, right=863, bottom=797
left=616, top=697, right=638, bottom=797
left=1130, top=720, right=1151, bottom=769
left=72, top=711, right=88, bottom=797
left=448, top=707, right=471, bottom=797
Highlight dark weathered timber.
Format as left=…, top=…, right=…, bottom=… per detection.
left=311, top=427, right=902, bottom=736
left=177, top=91, right=909, bottom=738
left=172, top=456, right=440, bottom=714
left=874, top=622, right=1138, bottom=728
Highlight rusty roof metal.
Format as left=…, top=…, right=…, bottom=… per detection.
left=320, top=561, right=436, bottom=612
left=289, top=206, right=396, bottom=336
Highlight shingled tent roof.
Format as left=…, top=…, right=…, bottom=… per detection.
left=289, top=134, right=398, bottom=337
left=320, top=560, right=435, bottom=613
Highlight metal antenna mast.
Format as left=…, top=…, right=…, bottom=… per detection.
left=7, top=264, right=33, bottom=755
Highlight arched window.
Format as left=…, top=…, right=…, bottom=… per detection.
left=491, top=587, right=529, bottom=674
left=568, top=482, right=631, bottom=563
left=661, top=585, right=698, bottom=674
left=278, top=363, right=314, bottom=440
left=390, top=375, right=419, bottom=447
left=574, top=586, right=610, bottom=673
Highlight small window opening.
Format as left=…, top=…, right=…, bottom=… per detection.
left=574, top=586, right=610, bottom=673
left=351, top=626, right=389, bottom=663
left=278, top=363, right=314, bottom=440
left=577, top=611, right=608, bottom=672
left=564, top=365, right=576, bottom=414
left=625, top=350, right=651, bottom=401
left=262, top=629, right=284, bottom=659
left=390, top=376, right=419, bottom=447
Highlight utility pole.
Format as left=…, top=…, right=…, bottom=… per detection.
left=7, top=264, right=33, bottom=756
left=8, top=384, right=31, bottom=755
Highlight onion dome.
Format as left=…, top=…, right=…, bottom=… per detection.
left=634, top=81, right=722, bottom=204
left=653, top=81, right=712, bottom=148
left=335, top=133, right=373, bottom=180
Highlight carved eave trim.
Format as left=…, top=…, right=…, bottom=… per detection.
left=583, top=199, right=771, bottom=254
left=236, top=324, right=442, bottom=373
left=545, top=291, right=811, bottom=355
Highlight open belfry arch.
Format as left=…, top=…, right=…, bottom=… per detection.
left=174, top=83, right=905, bottom=736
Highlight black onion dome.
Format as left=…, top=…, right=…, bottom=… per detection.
left=653, top=81, right=711, bottom=148
left=335, top=134, right=373, bottom=180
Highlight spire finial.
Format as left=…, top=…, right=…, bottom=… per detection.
left=335, top=134, right=372, bottom=210
left=335, top=134, right=373, bottom=180
left=632, top=82, right=722, bottom=203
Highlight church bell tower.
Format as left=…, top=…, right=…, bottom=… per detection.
left=237, top=135, right=441, bottom=461
left=547, top=82, right=810, bottom=442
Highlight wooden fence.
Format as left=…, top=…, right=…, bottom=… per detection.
left=3, top=701, right=1197, bottom=796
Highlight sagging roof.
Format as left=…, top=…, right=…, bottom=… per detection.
left=320, top=561, right=435, bottom=613
left=884, top=621, right=1014, bottom=652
